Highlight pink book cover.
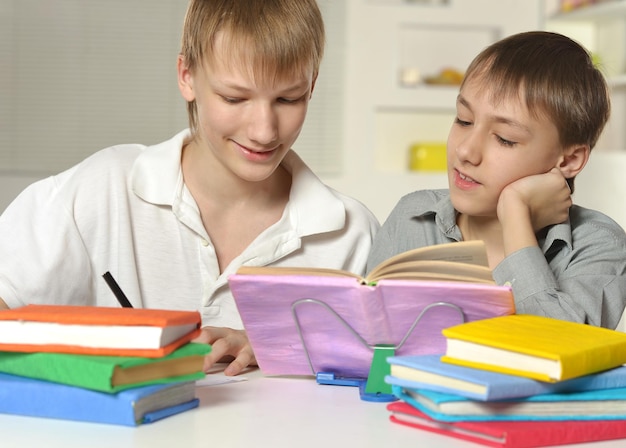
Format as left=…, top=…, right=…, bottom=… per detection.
left=387, top=401, right=626, bottom=448
left=229, top=275, right=514, bottom=378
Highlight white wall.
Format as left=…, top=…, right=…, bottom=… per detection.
left=574, top=152, right=626, bottom=230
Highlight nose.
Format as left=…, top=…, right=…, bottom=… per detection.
left=247, top=102, right=278, bottom=146
left=453, top=129, right=483, bottom=166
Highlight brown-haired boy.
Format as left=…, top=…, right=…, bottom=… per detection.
left=368, top=31, right=626, bottom=329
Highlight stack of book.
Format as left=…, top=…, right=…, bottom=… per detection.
left=0, top=304, right=210, bottom=426
left=384, top=314, right=626, bottom=447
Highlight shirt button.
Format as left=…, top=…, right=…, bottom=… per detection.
left=201, top=239, right=209, bottom=247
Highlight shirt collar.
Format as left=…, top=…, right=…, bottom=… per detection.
left=541, top=219, right=573, bottom=252
left=410, top=190, right=463, bottom=241
left=281, top=150, right=346, bottom=237
left=130, top=130, right=346, bottom=236
left=131, top=129, right=190, bottom=206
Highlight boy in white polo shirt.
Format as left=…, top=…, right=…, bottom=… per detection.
left=0, top=0, right=379, bottom=375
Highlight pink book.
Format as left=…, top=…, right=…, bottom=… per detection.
left=229, top=274, right=514, bottom=378
left=387, top=401, right=626, bottom=448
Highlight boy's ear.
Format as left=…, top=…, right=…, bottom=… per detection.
left=177, top=55, right=195, bottom=102
left=556, top=144, right=590, bottom=178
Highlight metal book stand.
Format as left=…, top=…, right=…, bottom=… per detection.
left=290, top=298, right=466, bottom=402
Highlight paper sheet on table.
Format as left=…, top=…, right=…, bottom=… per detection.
left=195, top=374, right=248, bottom=387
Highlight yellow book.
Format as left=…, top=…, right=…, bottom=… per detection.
left=441, top=314, right=626, bottom=382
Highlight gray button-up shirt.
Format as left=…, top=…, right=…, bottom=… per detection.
left=367, top=189, right=626, bottom=329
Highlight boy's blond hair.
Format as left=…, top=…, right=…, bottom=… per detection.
left=180, top=0, right=325, bottom=134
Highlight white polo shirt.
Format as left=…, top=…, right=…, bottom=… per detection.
left=0, top=130, right=380, bottom=328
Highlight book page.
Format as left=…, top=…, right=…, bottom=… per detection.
left=235, top=241, right=491, bottom=284
left=0, top=322, right=198, bottom=349
left=112, top=355, right=205, bottom=386
left=367, top=240, right=490, bottom=282
left=235, top=265, right=364, bottom=281
left=369, top=260, right=494, bottom=284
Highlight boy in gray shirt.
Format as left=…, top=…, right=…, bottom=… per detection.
left=368, top=31, right=626, bottom=329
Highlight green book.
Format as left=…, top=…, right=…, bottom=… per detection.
left=0, top=342, right=210, bottom=392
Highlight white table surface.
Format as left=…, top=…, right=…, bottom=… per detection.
left=2, top=368, right=625, bottom=448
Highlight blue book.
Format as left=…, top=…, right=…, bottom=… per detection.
left=0, top=373, right=198, bottom=426
left=386, top=354, right=626, bottom=401
left=392, top=384, right=626, bottom=422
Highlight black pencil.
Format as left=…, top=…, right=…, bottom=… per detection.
left=102, top=271, right=134, bottom=308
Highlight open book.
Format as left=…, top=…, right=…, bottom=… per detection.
left=229, top=241, right=515, bottom=379
left=237, top=240, right=494, bottom=284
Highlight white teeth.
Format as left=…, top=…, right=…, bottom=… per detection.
left=459, top=173, right=475, bottom=182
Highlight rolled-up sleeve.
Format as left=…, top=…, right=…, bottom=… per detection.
left=493, top=210, right=626, bottom=329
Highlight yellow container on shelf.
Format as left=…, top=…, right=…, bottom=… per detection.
left=409, top=142, right=447, bottom=172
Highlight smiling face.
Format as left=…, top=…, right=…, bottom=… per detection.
left=178, top=32, right=315, bottom=184
left=447, top=74, right=563, bottom=218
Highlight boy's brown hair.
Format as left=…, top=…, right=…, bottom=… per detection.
left=179, top=0, right=325, bottom=134
left=461, top=31, right=610, bottom=191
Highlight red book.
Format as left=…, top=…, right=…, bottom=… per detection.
left=387, top=401, right=626, bottom=448
left=0, top=304, right=201, bottom=357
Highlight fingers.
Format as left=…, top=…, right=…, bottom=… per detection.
left=499, top=169, right=572, bottom=232
left=224, top=349, right=256, bottom=376
left=542, top=170, right=572, bottom=225
left=549, top=167, right=572, bottom=194
left=549, top=169, right=573, bottom=210
left=192, top=326, right=227, bottom=345
left=196, top=326, right=257, bottom=376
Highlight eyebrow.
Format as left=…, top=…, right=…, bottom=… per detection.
left=219, top=79, right=310, bottom=95
left=457, top=94, right=532, bottom=134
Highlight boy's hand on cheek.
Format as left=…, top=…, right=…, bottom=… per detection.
left=193, top=326, right=258, bottom=376
left=497, top=168, right=572, bottom=232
